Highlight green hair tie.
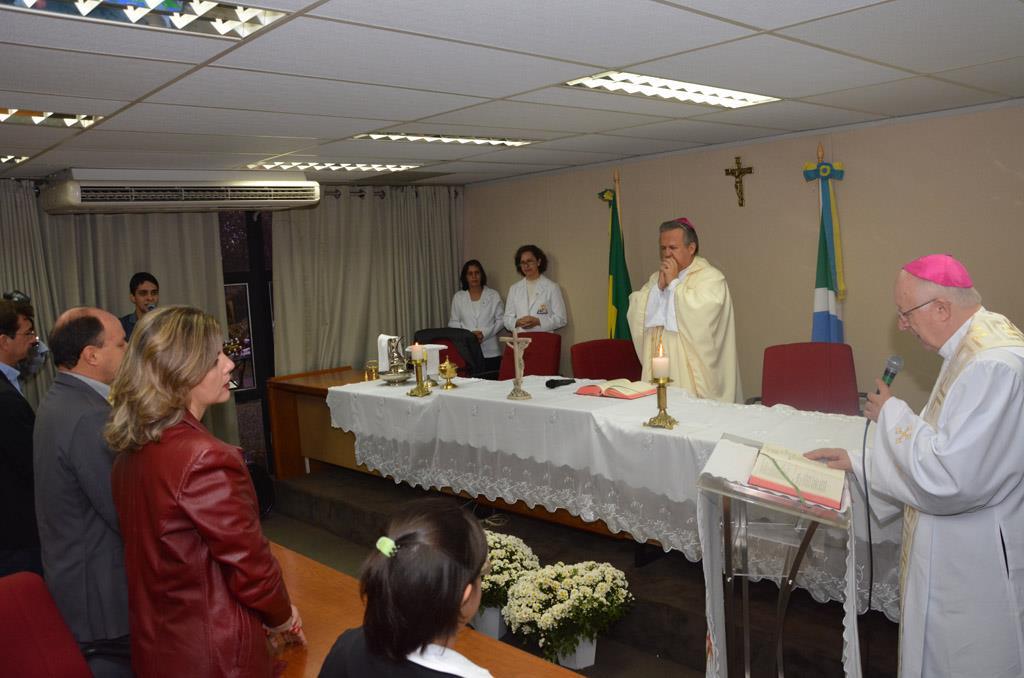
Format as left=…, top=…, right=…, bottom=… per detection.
left=376, top=536, right=398, bottom=558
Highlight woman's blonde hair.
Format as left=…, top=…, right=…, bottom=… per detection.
left=104, top=306, right=224, bottom=453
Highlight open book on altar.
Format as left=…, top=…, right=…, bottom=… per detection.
left=575, top=379, right=656, bottom=400
left=748, top=443, right=846, bottom=510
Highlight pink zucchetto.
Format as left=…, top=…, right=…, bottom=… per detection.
left=903, top=254, right=973, bottom=288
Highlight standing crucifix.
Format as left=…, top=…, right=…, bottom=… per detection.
left=724, top=156, right=753, bottom=206
left=500, top=327, right=532, bottom=400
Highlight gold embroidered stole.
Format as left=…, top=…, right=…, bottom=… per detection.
left=898, top=310, right=1024, bottom=603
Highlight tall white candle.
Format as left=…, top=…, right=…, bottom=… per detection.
left=410, top=343, right=425, bottom=362
left=652, top=355, right=670, bottom=379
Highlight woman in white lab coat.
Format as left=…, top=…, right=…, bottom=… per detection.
left=448, top=259, right=505, bottom=372
left=503, top=244, right=566, bottom=333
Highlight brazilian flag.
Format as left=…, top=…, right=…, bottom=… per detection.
left=599, top=188, right=632, bottom=340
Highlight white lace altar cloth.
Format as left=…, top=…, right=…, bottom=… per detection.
left=326, top=376, right=901, bottom=621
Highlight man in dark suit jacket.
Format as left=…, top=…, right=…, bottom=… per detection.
left=0, top=299, right=41, bottom=577
left=34, top=307, right=131, bottom=677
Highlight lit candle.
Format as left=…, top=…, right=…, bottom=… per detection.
left=410, top=343, right=425, bottom=362
left=652, top=342, right=669, bottom=379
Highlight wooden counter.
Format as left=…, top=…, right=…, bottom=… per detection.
left=273, top=543, right=578, bottom=678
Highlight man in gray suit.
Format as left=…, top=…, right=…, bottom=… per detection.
left=34, top=307, right=131, bottom=677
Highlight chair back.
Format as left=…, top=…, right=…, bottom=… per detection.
left=761, top=342, right=860, bottom=415
left=413, top=327, right=486, bottom=376
left=570, top=339, right=642, bottom=381
left=498, top=332, right=562, bottom=380
left=0, top=572, right=92, bottom=678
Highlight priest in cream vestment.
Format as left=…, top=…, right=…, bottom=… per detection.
left=808, top=254, right=1024, bottom=678
left=626, top=218, right=742, bottom=403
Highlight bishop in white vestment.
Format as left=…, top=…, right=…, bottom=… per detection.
left=808, top=254, right=1024, bottom=678
left=626, top=218, right=742, bottom=403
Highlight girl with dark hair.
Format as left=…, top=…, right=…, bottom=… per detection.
left=448, top=260, right=505, bottom=372
left=319, top=499, right=492, bottom=677
left=503, top=244, right=567, bottom=333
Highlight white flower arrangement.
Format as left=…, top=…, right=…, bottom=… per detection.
left=502, top=560, right=633, bottom=662
left=480, top=530, right=541, bottom=610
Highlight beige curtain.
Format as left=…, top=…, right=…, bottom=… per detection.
left=273, top=185, right=462, bottom=375
left=38, top=209, right=240, bottom=444
left=0, top=180, right=59, bottom=406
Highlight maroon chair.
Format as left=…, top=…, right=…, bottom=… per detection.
left=436, top=338, right=469, bottom=377
left=570, top=338, right=642, bottom=381
left=0, top=572, right=92, bottom=678
left=498, top=332, right=562, bottom=380
left=750, top=342, right=863, bottom=416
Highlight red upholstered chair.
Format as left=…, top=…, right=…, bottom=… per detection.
left=498, top=332, right=562, bottom=380
left=750, top=342, right=863, bottom=416
left=436, top=338, right=469, bottom=377
left=0, top=572, right=93, bottom=678
left=570, top=339, right=642, bottom=381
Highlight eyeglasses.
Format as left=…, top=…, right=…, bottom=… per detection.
left=17, top=329, right=37, bottom=337
left=897, top=298, right=936, bottom=321
left=519, top=259, right=538, bottom=267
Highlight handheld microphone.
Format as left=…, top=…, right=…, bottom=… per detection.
left=146, top=303, right=157, bottom=312
left=880, top=355, right=904, bottom=388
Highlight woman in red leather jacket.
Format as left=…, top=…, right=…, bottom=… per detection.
left=106, top=306, right=305, bottom=677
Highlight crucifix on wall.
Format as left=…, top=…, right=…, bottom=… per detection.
left=724, top=156, right=753, bottom=207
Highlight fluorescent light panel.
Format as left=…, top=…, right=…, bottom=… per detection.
left=0, top=108, right=102, bottom=128
left=0, top=0, right=285, bottom=39
left=0, top=155, right=29, bottom=165
left=352, top=133, right=532, bottom=147
left=564, top=71, right=779, bottom=109
left=247, top=162, right=420, bottom=172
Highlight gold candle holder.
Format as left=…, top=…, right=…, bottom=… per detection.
left=643, top=377, right=677, bottom=429
left=407, top=358, right=432, bottom=397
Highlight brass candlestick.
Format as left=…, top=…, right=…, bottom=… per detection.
left=407, top=358, right=432, bottom=397
left=643, top=377, right=677, bottom=429
left=438, top=358, right=458, bottom=390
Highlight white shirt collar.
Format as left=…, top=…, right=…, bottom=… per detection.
left=65, top=370, right=111, bottom=399
left=938, top=307, right=982, bottom=361
left=406, top=643, right=493, bottom=678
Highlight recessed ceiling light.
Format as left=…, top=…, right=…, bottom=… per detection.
left=564, top=71, right=779, bottom=109
left=0, top=155, right=29, bottom=165
left=352, top=133, right=533, bottom=147
left=0, top=108, right=103, bottom=128
left=247, top=162, right=420, bottom=173
left=0, top=0, right=285, bottom=38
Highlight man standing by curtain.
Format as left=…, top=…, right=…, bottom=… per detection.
left=0, top=298, right=42, bottom=576
left=120, top=271, right=159, bottom=341
left=35, top=307, right=131, bottom=676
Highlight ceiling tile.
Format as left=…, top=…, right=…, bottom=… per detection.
left=466, top=147, right=621, bottom=165
left=149, top=68, right=486, bottom=119
left=65, top=129, right=320, bottom=154
left=803, top=77, right=1006, bottom=117
left=423, top=161, right=566, bottom=174
left=21, top=148, right=270, bottom=170
left=779, top=0, right=1024, bottom=74
left=0, top=43, right=193, bottom=101
left=411, top=172, right=506, bottom=185
left=691, top=100, right=882, bottom=130
left=511, top=87, right=713, bottom=118
left=0, top=161, right=66, bottom=179
left=310, top=0, right=753, bottom=66
left=377, top=124, right=568, bottom=141
left=310, top=139, right=494, bottom=161
left=606, top=119, right=784, bottom=144
left=0, top=9, right=231, bottom=63
left=937, top=57, right=1024, bottom=97
left=0, top=124, right=79, bottom=149
left=0, top=91, right=128, bottom=116
left=420, top=101, right=669, bottom=133
left=533, top=134, right=703, bottom=156
left=663, top=1, right=883, bottom=29
left=214, top=17, right=590, bottom=98
left=635, top=34, right=908, bottom=98
left=100, top=103, right=393, bottom=139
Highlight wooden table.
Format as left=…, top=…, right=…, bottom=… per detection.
left=272, top=543, right=578, bottom=678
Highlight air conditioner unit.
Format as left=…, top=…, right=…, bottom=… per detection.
left=39, top=169, right=320, bottom=214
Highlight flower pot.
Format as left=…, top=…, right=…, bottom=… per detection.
left=556, top=637, right=597, bottom=670
left=471, top=606, right=507, bottom=639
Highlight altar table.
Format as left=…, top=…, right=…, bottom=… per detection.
left=326, top=376, right=901, bottom=621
